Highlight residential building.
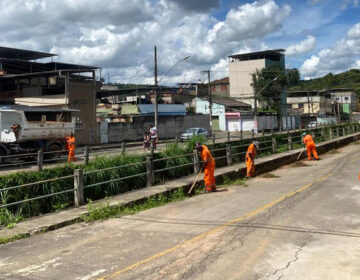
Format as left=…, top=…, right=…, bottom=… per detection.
left=193, top=97, right=251, bottom=131
left=228, top=49, right=285, bottom=108
left=329, top=88, right=357, bottom=112
left=178, top=77, right=229, bottom=98
left=287, top=90, right=333, bottom=116
left=0, top=46, right=101, bottom=145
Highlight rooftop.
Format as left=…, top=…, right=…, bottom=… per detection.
left=228, top=49, right=285, bottom=61
left=0, top=46, right=56, bottom=60
left=0, top=104, right=78, bottom=113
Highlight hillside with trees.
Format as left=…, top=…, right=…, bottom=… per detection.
left=290, top=69, right=360, bottom=95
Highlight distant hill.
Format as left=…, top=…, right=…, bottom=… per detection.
left=290, top=69, right=360, bottom=95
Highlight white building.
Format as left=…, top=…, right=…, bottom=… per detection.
left=228, top=49, right=285, bottom=108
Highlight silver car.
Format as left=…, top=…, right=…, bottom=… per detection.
left=180, top=127, right=208, bottom=141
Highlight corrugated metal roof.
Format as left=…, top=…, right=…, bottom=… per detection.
left=0, top=105, right=78, bottom=113
left=138, top=104, right=186, bottom=116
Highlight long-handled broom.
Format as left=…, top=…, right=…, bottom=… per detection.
left=187, top=169, right=203, bottom=195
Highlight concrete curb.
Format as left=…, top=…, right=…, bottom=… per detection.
left=1, top=132, right=359, bottom=242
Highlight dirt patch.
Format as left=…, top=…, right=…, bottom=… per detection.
left=326, top=149, right=339, bottom=154
left=261, top=173, right=280, bottom=178
left=290, top=161, right=310, bottom=168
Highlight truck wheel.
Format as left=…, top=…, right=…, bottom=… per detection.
left=0, top=149, right=5, bottom=164
left=46, top=143, right=62, bottom=160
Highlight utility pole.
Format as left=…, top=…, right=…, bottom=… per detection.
left=154, top=46, right=158, bottom=128
left=202, top=70, right=213, bottom=134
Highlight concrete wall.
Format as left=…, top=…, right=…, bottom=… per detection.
left=69, top=80, right=97, bottom=145
left=107, top=115, right=210, bottom=143
left=194, top=98, right=226, bottom=131
left=229, top=59, right=265, bottom=105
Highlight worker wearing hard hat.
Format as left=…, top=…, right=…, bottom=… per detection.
left=245, top=141, right=258, bottom=178
left=196, top=142, right=216, bottom=193
left=302, top=132, right=319, bottom=161
left=66, top=132, right=76, bottom=162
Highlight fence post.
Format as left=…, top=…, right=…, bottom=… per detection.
left=175, top=136, right=178, bottom=143
left=251, top=129, right=255, bottom=139
left=336, top=127, right=339, bottom=138
left=150, top=141, right=154, bottom=156
left=288, top=133, right=292, bottom=150
left=121, top=142, right=126, bottom=154
left=329, top=128, right=333, bottom=139
left=342, top=126, right=345, bottom=136
left=227, top=131, right=230, bottom=143
left=321, top=128, right=324, bottom=139
left=74, top=169, right=85, bottom=207
left=271, top=127, right=274, bottom=136
left=84, top=146, right=89, bottom=165
left=37, top=149, right=43, bottom=171
left=212, top=133, right=215, bottom=144
left=272, top=137, right=277, bottom=153
left=193, top=149, right=200, bottom=174
left=146, top=156, right=154, bottom=187
left=240, top=130, right=243, bottom=140
left=262, top=129, right=265, bottom=136
left=226, top=144, right=232, bottom=166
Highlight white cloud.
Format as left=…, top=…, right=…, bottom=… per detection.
left=286, top=35, right=316, bottom=56
left=300, top=22, right=360, bottom=79
left=0, top=0, right=292, bottom=84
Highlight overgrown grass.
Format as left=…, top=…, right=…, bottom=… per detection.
left=0, top=123, right=357, bottom=226
left=82, top=189, right=187, bottom=222
left=221, top=176, right=247, bottom=187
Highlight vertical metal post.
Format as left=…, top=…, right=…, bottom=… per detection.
left=272, top=138, right=277, bottom=153
left=37, top=149, right=43, bottom=171
left=240, top=129, right=243, bottom=140
left=227, top=131, right=230, bottom=143
left=154, top=46, right=158, bottom=128
left=288, top=133, right=292, bottom=151
left=226, top=144, right=232, bottom=166
left=121, top=142, right=126, bottom=154
left=342, top=126, right=345, bottom=136
left=146, top=156, right=154, bottom=187
left=336, top=127, right=339, bottom=138
left=251, top=129, right=255, bottom=139
left=84, top=146, right=89, bottom=165
left=262, top=129, right=265, bottom=136
left=74, top=169, right=85, bottom=207
left=193, top=149, right=200, bottom=174
left=329, top=128, right=333, bottom=139
left=212, top=133, right=215, bottom=144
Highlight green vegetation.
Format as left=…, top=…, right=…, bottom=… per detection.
left=251, top=64, right=300, bottom=113
left=0, top=233, right=30, bottom=245
left=290, top=69, right=360, bottom=95
left=222, top=176, right=247, bottom=187
left=0, top=123, right=357, bottom=227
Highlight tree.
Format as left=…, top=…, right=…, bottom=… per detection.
left=251, top=64, right=300, bottom=114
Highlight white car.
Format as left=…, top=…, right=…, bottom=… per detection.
left=308, top=121, right=317, bottom=128
left=180, top=128, right=208, bottom=141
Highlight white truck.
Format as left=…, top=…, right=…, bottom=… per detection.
left=0, top=105, right=76, bottom=162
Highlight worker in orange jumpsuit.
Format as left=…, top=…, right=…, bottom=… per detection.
left=66, top=132, right=76, bottom=162
left=245, top=141, right=258, bottom=178
left=302, top=132, right=319, bottom=161
left=196, top=142, right=216, bottom=193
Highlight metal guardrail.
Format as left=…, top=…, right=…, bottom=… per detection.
left=1, top=123, right=359, bottom=212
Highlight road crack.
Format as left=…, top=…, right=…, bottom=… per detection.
left=268, top=245, right=304, bottom=280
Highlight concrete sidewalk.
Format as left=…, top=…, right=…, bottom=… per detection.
left=1, top=132, right=359, bottom=242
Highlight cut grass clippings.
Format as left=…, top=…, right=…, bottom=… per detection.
left=326, top=149, right=339, bottom=154
left=290, top=161, right=310, bottom=168
left=262, top=173, right=280, bottom=178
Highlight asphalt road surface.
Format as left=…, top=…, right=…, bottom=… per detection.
left=1, top=143, right=360, bottom=280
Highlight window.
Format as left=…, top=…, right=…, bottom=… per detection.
left=345, top=97, right=349, bottom=101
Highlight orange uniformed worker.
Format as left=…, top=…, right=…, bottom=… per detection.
left=66, top=132, right=76, bottom=162
left=302, top=132, right=319, bottom=161
left=245, top=141, right=257, bottom=178
left=196, top=142, right=216, bottom=193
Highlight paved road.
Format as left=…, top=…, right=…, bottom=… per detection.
left=1, top=143, right=359, bottom=279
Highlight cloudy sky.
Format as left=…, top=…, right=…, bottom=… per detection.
left=0, top=0, right=359, bottom=84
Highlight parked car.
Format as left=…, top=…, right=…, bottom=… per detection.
left=307, top=121, right=317, bottom=128
left=180, top=127, right=208, bottom=141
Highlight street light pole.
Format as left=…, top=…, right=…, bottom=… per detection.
left=154, top=46, right=158, bottom=128
left=254, top=77, right=277, bottom=134
left=202, top=70, right=212, bottom=134
left=154, top=47, right=189, bottom=128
